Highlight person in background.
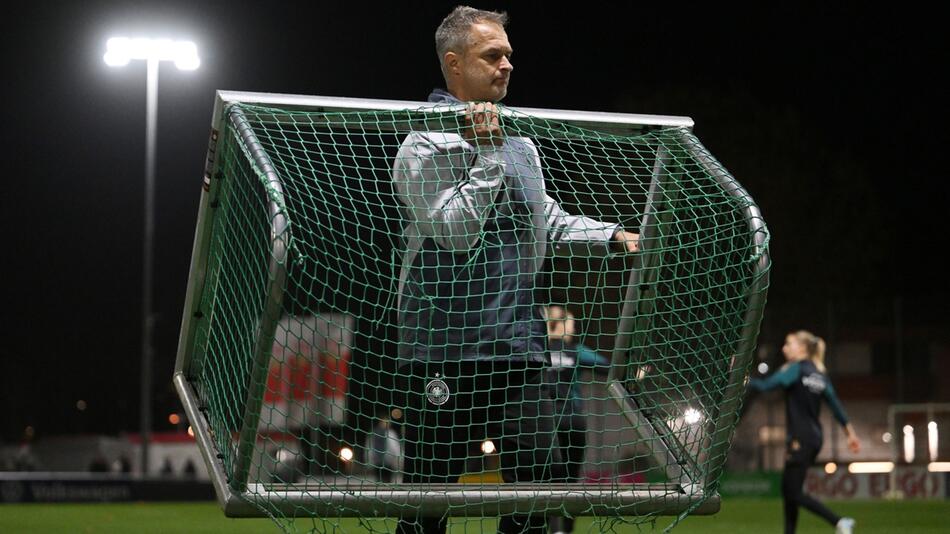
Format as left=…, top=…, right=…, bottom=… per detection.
left=749, top=330, right=861, bottom=534
left=545, top=305, right=609, bottom=534
left=365, top=414, right=403, bottom=483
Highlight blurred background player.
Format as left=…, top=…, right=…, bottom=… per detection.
left=545, top=305, right=608, bottom=534
left=364, top=413, right=402, bottom=483
left=749, top=330, right=861, bottom=534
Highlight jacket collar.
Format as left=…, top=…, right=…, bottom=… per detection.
left=428, top=88, right=460, bottom=104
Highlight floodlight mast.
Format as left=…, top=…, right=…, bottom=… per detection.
left=104, top=36, right=200, bottom=476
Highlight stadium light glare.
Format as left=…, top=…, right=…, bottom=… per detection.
left=904, top=425, right=915, bottom=464
left=481, top=440, right=497, bottom=454
left=104, top=35, right=199, bottom=476
left=104, top=37, right=200, bottom=70
left=635, top=366, right=649, bottom=381
left=882, top=431, right=893, bottom=443
left=340, top=447, right=354, bottom=462
left=928, top=421, right=938, bottom=462
left=824, top=462, right=837, bottom=474
left=757, top=362, right=769, bottom=374
left=847, top=462, right=894, bottom=474
left=928, top=462, right=950, bottom=472
left=683, top=408, right=703, bottom=425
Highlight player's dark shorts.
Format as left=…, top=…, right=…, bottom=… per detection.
left=784, top=438, right=820, bottom=466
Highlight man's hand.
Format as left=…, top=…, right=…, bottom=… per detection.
left=463, top=102, right=505, bottom=147
left=612, top=229, right=640, bottom=253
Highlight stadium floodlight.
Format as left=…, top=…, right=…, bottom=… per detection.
left=481, top=440, right=497, bottom=455
left=172, top=91, right=770, bottom=531
left=104, top=36, right=199, bottom=476
left=824, top=462, right=837, bottom=474
left=928, top=462, right=950, bottom=473
left=104, top=37, right=200, bottom=70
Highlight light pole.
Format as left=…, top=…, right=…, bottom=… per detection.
left=104, top=37, right=199, bottom=476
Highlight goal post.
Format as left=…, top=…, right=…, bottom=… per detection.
left=885, top=403, right=950, bottom=496
left=173, top=91, right=770, bottom=529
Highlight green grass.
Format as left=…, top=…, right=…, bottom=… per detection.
left=1, top=499, right=948, bottom=533
left=675, top=498, right=949, bottom=533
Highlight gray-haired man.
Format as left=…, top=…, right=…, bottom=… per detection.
left=393, top=6, right=638, bottom=534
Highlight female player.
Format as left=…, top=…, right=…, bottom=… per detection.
left=750, top=330, right=861, bottom=534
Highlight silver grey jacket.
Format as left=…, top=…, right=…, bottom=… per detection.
left=393, top=90, right=619, bottom=365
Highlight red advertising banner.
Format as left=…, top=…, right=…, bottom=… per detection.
left=262, top=314, right=354, bottom=431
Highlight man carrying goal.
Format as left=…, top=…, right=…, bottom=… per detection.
left=392, top=6, right=639, bottom=533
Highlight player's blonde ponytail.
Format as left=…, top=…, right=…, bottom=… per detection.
left=794, top=330, right=827, bottom=373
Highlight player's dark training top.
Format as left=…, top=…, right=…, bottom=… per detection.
left=749, top=360, right=849, bottom=447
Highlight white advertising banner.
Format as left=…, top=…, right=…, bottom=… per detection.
left=806, top=467, right=947, bottom=499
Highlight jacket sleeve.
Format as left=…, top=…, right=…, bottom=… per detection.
left=526, top=143, right=620, bottom=255
left=544, top=195, right=620, bottom=255
left=575, top=343, right=610, bottom=367
left=393, top=131, right=507, bottom=253
left=749, top=361, right=801, bottom=392
left=823, top=380, right=851, bottom=427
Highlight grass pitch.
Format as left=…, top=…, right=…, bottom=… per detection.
left=1, top=498, right=947, bottom=533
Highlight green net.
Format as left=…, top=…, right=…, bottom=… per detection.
left=177, top=99, right=770, bottom=533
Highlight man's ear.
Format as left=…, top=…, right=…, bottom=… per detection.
left=444, top=51, right=460, bottom=76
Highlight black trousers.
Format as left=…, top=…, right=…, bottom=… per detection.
left=396, top=360, right=565, bottom=534
left=549, top=397, right=587, bottom=534
left=782, top=440, right=840, bottom=534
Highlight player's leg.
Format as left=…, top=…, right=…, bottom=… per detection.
left=497, top=362, right=565, bottom=534
left=798, top=492, right=842, bottom=525
left=781, top=441, right=806, bottom=534
left=796, top=446, right=842, bottom=527
left=562, top=411, right=588, bottom=533
left=550, top=397, right=586, bottom=534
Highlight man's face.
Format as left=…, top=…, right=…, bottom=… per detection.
left=451, top=22, right=513, bottom=102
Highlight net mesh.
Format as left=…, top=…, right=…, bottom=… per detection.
left=180, top=100, right=770, bottom=533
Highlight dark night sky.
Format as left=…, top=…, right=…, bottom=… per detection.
left=2, top=1, right=947, bottom=441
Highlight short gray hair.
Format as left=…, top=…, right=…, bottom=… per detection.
left=435, top=6, right=508, bottom=70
